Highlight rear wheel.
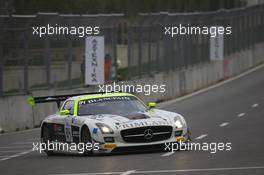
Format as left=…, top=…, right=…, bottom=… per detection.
left=81, top=126, right=93, bottom=156
left=41, top=124, right=54, bottom=156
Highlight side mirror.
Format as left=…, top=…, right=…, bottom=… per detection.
left=148, top=102, right=157, bottom=109
left=60, top=109, right=70, bottom=116
left=27, top=96, right=36, bottom=107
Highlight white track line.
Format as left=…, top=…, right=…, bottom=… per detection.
left=0, top=149, right=33, bottom=162
left=52, top=166, right=264, bottom=175
left=195, top=134, right=208, bottom=140
left=135, top=166, right=264, bottom=174
left=0, top=146, right=31, bottom=149
left=12, top=142, right=33, bottom=145
left=162, top=152, right=174, bottom=157
left=252, top=103, right=259, bottom=108
left=0, top=128, right=40, bottom=136
left=159, top=63, right=264, bottom=108
left=26, top=138, right=40, bottom=141
left=0, top=150, right=30, bottom=153
left=219, top=122, right=230, bottom=127
left=52, top=172, right=123, bottom=175
left=237, top=113, right=246, bottom=117
left=121, top=170, right=136, bottom=175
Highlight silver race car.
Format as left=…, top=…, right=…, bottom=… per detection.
left=29, top=92, right=190, bottom=155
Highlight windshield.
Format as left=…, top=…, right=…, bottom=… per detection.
left=78, top=96, right=147, bottom=116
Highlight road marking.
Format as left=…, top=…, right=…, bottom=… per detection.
left=121, top=170, right=136, bottom=175
left=0, top=150, right=30, bottom=153
left=12, top=142, right=33, bottom=145
left=52, top=166, right=264, bottom=175
left=0, top=146, right=31, bottom=149
left=195, top=134, right=207, bottom=140
left=162, top=152, right=174, bottom=157
left=237, top=113, right=246, bottom=117
left=52, top=172, right=123, bottom=175
left=252, top=103, right=259, bottom=108
left=219, top=122, right=229, bottom=127
left=26, top=138, right=40, bottom=141
left=0, top=149, right=33, bottom=162
left=135, top=166, right=264, bottom=174
left=0, top=128, right=40, bottom=136
left=159, top=63, right=264, bottom=108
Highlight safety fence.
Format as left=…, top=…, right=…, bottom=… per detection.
left=127, top=4, right=264, bottom=78
left=0, top=4, right=264, bottom=96
left=0, top=13, right=123, bottom=95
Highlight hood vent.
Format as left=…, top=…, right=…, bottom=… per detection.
left=124, top=113, right=150, bottom=120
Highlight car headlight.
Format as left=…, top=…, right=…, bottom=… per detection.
left=174, top=120, right=183, bottom=128
left=96, top=123, right=114, bottom=134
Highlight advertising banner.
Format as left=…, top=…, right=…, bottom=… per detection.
left=85, top=36, right=105, bottom=85
left=210, top=27, right=224, bottom=61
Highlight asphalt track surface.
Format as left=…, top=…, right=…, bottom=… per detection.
left=0, top=66, right=264, bottom=175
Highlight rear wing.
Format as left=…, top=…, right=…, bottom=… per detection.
left=27, top=91, right=107, bottom=108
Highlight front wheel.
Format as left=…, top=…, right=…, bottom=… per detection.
left=41, top=124, right=54, bottom=156
left=81, top=126, right=93, bottom=156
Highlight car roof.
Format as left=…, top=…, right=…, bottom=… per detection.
left=67, top=92, right=135, bottom=101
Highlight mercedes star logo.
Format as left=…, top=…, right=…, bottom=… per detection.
left=144, top=129, right=154, bottom=140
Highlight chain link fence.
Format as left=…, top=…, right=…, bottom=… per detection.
left=0, top=13, right=123, bottom=96
left=127, top=4, right=264, bottom=79
left=0, top=4, right=264, bottom=96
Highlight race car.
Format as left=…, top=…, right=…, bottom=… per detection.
left=29, top=92, right=190, bottom=155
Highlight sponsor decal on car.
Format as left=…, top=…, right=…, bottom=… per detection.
left=115, top=120, right=170, bottom=130
left=78, top=96, right=133, bottom=105
left=93, top=128, right=98, bottom=134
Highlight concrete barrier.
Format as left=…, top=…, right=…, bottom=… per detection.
left=0, top=42, right=264, bottom=133
left=0, top=95, right=34, bottom=132
left=3, top=62, right=82, bottom=92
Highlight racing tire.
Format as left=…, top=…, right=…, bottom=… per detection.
left=41, top=124, right=54, bottom=156
left=81, top=126, right=93, bottom=156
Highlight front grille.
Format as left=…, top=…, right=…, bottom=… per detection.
left=121, top=126, right=172, bottom=143
left=111, top=143, right=166, bottom=153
